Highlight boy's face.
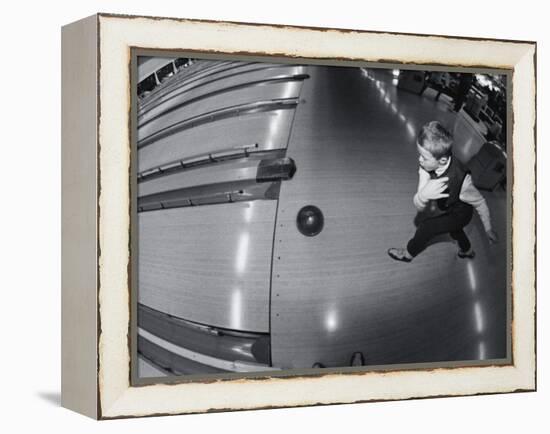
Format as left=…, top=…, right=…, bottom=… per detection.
left=417, top=143, right=447, bottom=171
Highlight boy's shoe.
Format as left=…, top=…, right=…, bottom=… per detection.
left=458, top=248, right=476, bottom=259
left=387, top=248, right=413, bottom=262
left=350, top=352, right=365, bottom=367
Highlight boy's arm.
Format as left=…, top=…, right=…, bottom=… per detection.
left=413, top=167, right=430, bottom=211
left=459, top=174, right=493, bottom=232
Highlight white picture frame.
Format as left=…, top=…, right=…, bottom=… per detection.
left=61, top=13, right=536, bottom=419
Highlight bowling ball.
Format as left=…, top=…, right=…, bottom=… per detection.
left=296, top=205, right=324, bottom=236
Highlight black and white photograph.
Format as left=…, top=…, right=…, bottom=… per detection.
left=134, top=55, right=510, bottom=379
left=3, top=0, right=543, bottom=428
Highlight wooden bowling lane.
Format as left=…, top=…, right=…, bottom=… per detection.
left=270, top=66, right=508, bottom=369
left=138, top=109, right=296, bottom=173
left=138, top=80, right=303, bottom=142
left=138, top=200, right=276, bottom=333
left=139, top=61, right=290, bottom=113
left=138, top=155, right=263, bottom=198
left=139, top=64, right=307, bottom=126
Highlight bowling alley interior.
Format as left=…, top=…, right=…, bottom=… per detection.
left=134, top=56, right=509, bottom=379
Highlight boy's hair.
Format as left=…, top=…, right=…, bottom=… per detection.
left=417, top=121, right=453, bottom=159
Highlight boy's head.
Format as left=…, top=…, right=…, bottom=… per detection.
left=416, top=121, right=453, bottom=171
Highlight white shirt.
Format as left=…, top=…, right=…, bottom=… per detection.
left=413, top=158, right=493, bottom=232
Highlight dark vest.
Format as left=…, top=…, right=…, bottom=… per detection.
left=426, top=157, right=472, bottom=216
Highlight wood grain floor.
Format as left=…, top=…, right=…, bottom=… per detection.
left=137, top=62, right=508, bottom=374
left=270, top=66, right=507, bottom=368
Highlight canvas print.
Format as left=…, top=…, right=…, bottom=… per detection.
left=134, top=55, right=509, bottom=379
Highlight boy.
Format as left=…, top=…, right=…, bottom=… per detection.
left=388, top=121, right=498, bottom=263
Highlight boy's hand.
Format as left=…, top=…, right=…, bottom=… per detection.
left=419, top=177, right=449, bottom=200
left=486, top=229, right=498, bottom=244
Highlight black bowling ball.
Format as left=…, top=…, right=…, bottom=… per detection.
left=296, top=205, right=324, bottom=237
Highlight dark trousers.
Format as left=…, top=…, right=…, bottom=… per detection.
left=407, top=205, right=474, bottom=257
